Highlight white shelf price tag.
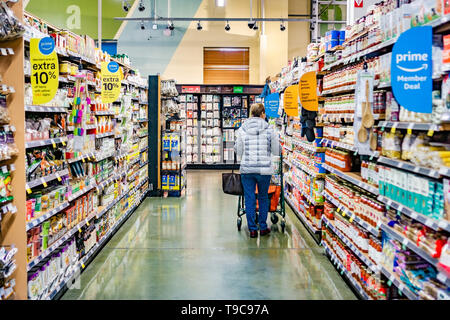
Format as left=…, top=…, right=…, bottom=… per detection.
left=438, top=220, right=448, bottom=229
left=402, top=238, right=409, bottom=246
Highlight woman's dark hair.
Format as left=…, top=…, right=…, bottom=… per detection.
left=250, top=103, right=265, bottom=117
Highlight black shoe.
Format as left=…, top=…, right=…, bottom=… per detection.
left=250, top=231, right=258, bottom=238
left=260, top=228, right=271, bottom=236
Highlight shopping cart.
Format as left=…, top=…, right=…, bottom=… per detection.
left=236, top=153, right=286, bottom=232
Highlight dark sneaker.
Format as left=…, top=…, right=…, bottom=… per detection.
left=260, top=228, right=271, bottom=236
left=250, top=231, right=258, bottom=238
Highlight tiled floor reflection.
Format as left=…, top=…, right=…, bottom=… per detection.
left=62, top=170, right=356, bottom=300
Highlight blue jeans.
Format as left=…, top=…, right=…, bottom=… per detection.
left=241, top=174, right=271, bottom=231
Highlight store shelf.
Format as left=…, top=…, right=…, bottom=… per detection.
left=285, top=195, right=321, bottom=234
left=26, top=202, right=70, bottom=231
left=140, top=161, right=149, bottom=168
left=321, top=85, right=355, bottom=96
left=290, top=176, right=322, bottom=206
left=25, top=137, right=68, bottom=149
left=322, top=241, right=372, bottom=300
left=96, top=171, right=125, bottom=192
left=139, top=133, right=148, bottom=138
left=292, top=139, right=324, bottom=153
left=440, top=167, right=450, bottom=179
left=380, top=224, right=439, bottom=267
left=67, top=124, right=96, bottom=131
left=378, top=121, right=446, bottom=132
left=291, top=158, right=325, bottom=179
left=67, top=152, right=95, bottom=164
left=377, top=195, right=450, bottom=233
left=378, top=156, right=441, bottom=179
left=94, top=110, right=115, bottom=116
left=379, top=265, right=418, bottom=300
left=27, top=212, right=96, bottom=271
left=44, top=190, right=148, bottom=300
left=26, top=169, right=69, bottom=190
left=136, top=119, right=148, bottom=123
left=323, top=191, right=380, bottom=237
left=322, top=163, right=379, bottom=195
left=67, top=183, right=96, bottom=202
left=322, top=215, right=379, bottom=273
left=140, top=146, right=149, bottom=153
left=94, top=151, right=115, bottom=162
left=321, top=138, right=380, bottom=158
left=95, top=132, right=114, bottom=139
left=25, top=105, right=68, bottom=113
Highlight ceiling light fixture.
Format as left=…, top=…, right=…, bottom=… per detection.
left=140, top=21, right=145, bottom=30
left=197, top=21, right=202, bottom=31
left=280, top=21, right=286, bottom=31
left=122, top=0, right=130, bottom=12
left=252, top=22, right=258, bottom=30
left=138, top=0, right=145, bottom=12
left=215, top=0, right=225, bottom=7
left=168, top=21, right=175, bottom=30
left=225, top=21, right=230, bottom=31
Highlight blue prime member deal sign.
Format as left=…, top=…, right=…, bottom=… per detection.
left=391, top=26, right=432, bottom=113
left=264, top=92, right=280, bottom=118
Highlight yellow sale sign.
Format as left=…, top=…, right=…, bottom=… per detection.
left=30, top=37, right=59, bottom=105
left=283, top=85, right=299, bottom=117
left=101, top=61, right=123, bottom=103
left=299, top=71, right=318, bottom=111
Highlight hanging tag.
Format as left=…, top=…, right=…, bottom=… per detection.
left=26, top=185, right=32, bottom=194
left=349, top=215, right=354, bottom=223
left=1, top=166, right=7, bottom=174
left=55, top=173, right=61, bottom=182
left=402, top=238, right=408, bottom=246
left=41, top=178, right=47, bottom=188
left=427, top=129, right=434, bottom=137
left=81, top=158, right=85, bottom=163
left=86, top=219, right=89, bottom=226
left=52, top=140, right=56, bottom=148
left=78, top=227, right=82, bottom=233
left=390, top=127, right=396, bottom=134
left=81, top=263, right=85, bottom=269
left=407, top=128, right=412, bottom=135
left=62, top=140, right=66, bottom=146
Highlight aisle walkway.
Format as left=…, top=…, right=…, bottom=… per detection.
left=62, top=171, right=356, bottom=300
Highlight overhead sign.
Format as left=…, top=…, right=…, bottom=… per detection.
left=264, top=92, right=280, bottom=118
left=391, top=26, right=432, bottom=113
left=182, top=86, right=201, bottom=93
left=283, top=85, right=299, bottom=117
left=233, top=86, right=244, bottom=93
left=30, top=37, right=59, bottom=105
left=101, top=61, right=122, bottom=104
left=299, top=71, right=318, bottom=111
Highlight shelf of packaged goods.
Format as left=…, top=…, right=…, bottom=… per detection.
left=128, top=170, right=140, bottom=182
left=291, top=158, right=326, bottom=179
left=285, top=195, right=321, bottom=234
left=379, top=265, right=418, bottom=300
left=283, top=144, right=293, bottom=152
left=321, top=241, right=372, bottom=300
left=25, top=136, right=68, bottom=149
left=378, top=121, right=447, bottom=132
left=436, top=269, right=450, bottom=288
left=67, top=152, right=96, bottom=164
left=27, top=211, right=97, bottom=272
left=377, top=156, right=441, bottom=179
left=322, top=215, right=379, bottom=273
left=377, top=195, right=450, bottom=233
left=322, top=163, right=380, bottom=195
left=139, top=161, right=149, bottom=168
left=44, top=190, right=148, bottom=300
left=440, top=167, right=450, bottom=179
left=129, top=157, right=140, bottom=167
left=321, top=138, right=380, bottom=158
left=95, top=132, right=114, bottom=139
left=380, top=224, right=440, bottom=268
left=139, top=133, right=148, bottom=139
left=67, top=182, right=96, bottom=202
left=136, top=119, right=148, bottom=123
left=114, top=152, right=128, bottom=162
left=26, top=202, right=70, bottom=231
left=290, top=176, right=323, bottom=206
left=323, top=191, right=380, bottom=237
left=321, top=85, right=355, bottom=96
left=0, top=83, right=15, bottom=95
left=94, top=110, right=115, bottom=116
left=282, top=158, right=291, bottom=167
left=25, top=105, right=68, bottom=113
left=93, top=151, right=115, bottom=162
left=292, top=139, right=324, bottom=153
left=140, top=146, right=149, bottom=153
left=26, top=169, right=69, bottom=191
left=139, top=101, right=148, bottom=105
left=67, top=124, right=96, bottom=131
left=96, top=171, right=126, bottom=192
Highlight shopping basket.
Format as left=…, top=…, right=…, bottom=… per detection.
left=236, top=153, right=286, bottom=232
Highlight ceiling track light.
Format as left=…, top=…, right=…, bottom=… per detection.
left=168, top=21, right=175, bottom=30
left=197, top=21, right=202, bottom=31
left=138, top=0, right=145, bottom=12
left=252, top=22, right=258, bottom=30
left=280, top=21, right=286, bottom=31
left=140, top=21, right=145, bottom=30
left=225, top=21, right=230, bottom=31
left=122, top=0, right=130, bottom=12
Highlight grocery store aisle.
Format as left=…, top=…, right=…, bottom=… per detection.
left=62, top=171, right=356, bottom=300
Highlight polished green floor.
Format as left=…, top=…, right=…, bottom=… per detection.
left=62, top=170, right=356, bottom=300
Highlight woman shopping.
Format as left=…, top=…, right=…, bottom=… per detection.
left=234, top=103, right=281, bottom=238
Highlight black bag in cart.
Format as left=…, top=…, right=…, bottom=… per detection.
left=222, top=155, right=243, bottom=195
